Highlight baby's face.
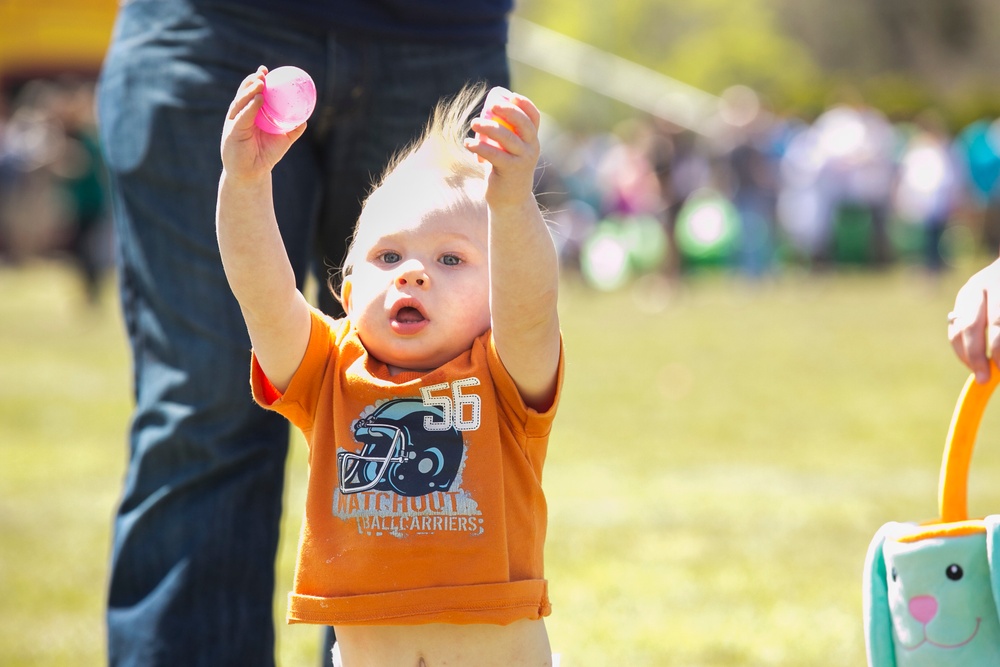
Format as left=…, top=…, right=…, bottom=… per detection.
left=344, top=194, right=491, bottom=374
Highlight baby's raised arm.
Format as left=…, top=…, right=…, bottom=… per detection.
left=466, top=92, right=561, bottom=411
left=216, top=67, right=312, bottom=392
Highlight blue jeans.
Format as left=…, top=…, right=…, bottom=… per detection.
left=97, top=2, right=509, bottom=664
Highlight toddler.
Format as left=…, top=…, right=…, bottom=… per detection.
left=216, top=67, right=562, bottom=666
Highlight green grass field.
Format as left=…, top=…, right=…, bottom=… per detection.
left=5, top=256, right=1000, bottom=666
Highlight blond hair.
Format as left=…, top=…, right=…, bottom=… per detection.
left=330, top=83, right=490, bottom=301
left=370, top=83, right=489, bottom=194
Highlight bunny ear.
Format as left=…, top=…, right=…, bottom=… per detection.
left=986, top=515, right=1000, bottom=623
left=863, top=523, right=899, bottom=667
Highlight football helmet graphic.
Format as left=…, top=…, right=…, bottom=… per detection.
left=338, top=398, right=464, bottom=496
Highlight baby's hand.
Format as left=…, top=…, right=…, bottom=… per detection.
left=220, top=67, right=306, bottom=180
left=465, top=90, right=541, bottom=211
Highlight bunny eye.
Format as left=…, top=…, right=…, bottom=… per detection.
left=891, top=566, right=898, bottom=582
left=946, top=564, right=963, bottom=581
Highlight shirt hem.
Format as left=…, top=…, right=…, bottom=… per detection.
left=287, top=579, right=550, bottom=626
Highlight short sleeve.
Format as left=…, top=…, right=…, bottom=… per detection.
left=250, top=307, right=338, bottom=432
left=485, top=332, right=564, bottom=438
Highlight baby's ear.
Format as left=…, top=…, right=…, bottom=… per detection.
left=340, top=279, right=353, bottom=314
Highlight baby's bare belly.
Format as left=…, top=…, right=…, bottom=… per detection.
left=335, top=618, right=551, bottom=666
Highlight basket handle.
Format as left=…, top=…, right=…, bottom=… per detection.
left=939, top=364, right=1000, bottom=523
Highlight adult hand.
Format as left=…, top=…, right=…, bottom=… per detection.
left=949, top=257, right=1000, bottom=383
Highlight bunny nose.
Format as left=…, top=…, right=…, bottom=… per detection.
left=908, top=595, right=938, bottom=625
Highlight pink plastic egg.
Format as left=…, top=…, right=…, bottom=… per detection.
left=255, top=66, right=317, bottom=135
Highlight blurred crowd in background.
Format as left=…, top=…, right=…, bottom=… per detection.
left=0, top=76, right=109, bottom=305
left=4, top=75, right=1000, bottom=304
left=539, top=85, right=1000, bottom=292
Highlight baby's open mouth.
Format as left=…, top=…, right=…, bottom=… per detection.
left=394, top=306, right=426, bottom=323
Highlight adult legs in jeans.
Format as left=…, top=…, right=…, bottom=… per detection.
left=99, top=4, right=326, bottom=664
left=98, top=3, right=509, bottom=665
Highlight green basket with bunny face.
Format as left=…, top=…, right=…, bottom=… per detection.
left=863, top=366, right=1000, bottom=665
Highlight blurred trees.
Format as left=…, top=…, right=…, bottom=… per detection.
left=776, top=0, right=1000, bottom=122
left=514, top=0, right=1000, bottom=129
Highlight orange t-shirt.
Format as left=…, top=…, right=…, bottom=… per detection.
left=251, top=307, right=562, bottom=626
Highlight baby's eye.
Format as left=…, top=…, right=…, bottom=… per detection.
left=440, top=254, right=462, bottom=266
left=378, top=251, right=402, bottom=264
